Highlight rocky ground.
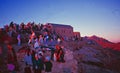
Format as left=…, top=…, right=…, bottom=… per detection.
left=13, top=42, right=78, bottom=73
left=12, top=40, right=120, bottom=73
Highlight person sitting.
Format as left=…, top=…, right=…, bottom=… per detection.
left=55, top=45, right=65, bottom=63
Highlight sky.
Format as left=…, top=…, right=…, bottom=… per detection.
left=0, top=0, right=120, bottom=43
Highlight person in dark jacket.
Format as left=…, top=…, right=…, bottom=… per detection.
left=33, top=52, right=44, bottom=73
left=24, top=64, right=32, bottom=73
left=44, top=56, right=53, bottom=72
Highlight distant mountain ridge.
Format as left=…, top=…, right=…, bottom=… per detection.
left=86, top=35, right=120, bottom=50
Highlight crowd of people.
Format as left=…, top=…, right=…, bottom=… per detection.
left=0, top=22, right=65, bottom=73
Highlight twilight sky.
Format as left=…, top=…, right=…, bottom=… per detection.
left=0, top=0, right=120, bottom=43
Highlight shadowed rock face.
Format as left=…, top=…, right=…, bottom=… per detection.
left=73, top=44, right=120, bottom=73
left=40, top=39, right=120, bottom=73
left=48, top=39, right=120, bottom=73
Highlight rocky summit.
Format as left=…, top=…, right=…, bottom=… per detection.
left=0, top=23, right=120, bottom=73
left=13, top=39, right=120, bottom=73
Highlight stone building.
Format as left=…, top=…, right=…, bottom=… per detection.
left=45, top=23, right=74, bottom=40
left=74, top=32, right=81, bottom=40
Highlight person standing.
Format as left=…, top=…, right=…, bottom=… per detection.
left=44, top=56, right=53, bottom=73
left=17, top=32, right=21, bottom=46
left=24, top=64, right=32, bottom=73
left=24, top=49, right=33, bottom=66
left=33, top=52, right=44, bottom=73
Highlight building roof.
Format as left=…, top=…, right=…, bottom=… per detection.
left=47, top=23, right=73, bottom=28
left=74, top=32, right=80, bottom=34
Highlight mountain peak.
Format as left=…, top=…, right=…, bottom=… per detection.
left=88, top=35, right=113, bottom=44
